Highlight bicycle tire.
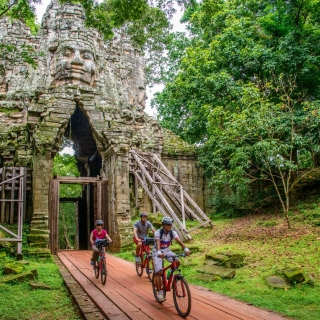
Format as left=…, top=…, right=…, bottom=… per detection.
left=151, top=271, right=166, bottom=303
left=173, top=275, right=191, bottom=318
left=146, top=257, right=154, bottom=282
left=101, top=259, right=107, bottom=285
left=135, top=254, right=143, bottom=276
left=94, top=261, right=99, bottom=279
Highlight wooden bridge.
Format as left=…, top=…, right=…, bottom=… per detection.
left=57, top=250, right=290, bottom=320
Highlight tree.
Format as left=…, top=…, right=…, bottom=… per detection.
left=199, top=75, right=320, bottom=228
left=153, top=0, right=320, bottom=225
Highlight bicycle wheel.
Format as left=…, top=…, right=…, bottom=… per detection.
left=100, top=259, right=107, bottom=285
left=173, top=275, right=191, bottom=317
left=146, top=256, right=154, bottom=282
left=151, top=271, right=166, bottom=303
left=135, top=254, right=143, bottom=276
left=94, top=261, right=99, bottom=279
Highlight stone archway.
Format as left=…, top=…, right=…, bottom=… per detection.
left=0, top=2, right=209, bottom=253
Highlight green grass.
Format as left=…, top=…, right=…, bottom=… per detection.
left=115, top=201, right=320, bottom=320
left=0, top=255, right=81, bottom=320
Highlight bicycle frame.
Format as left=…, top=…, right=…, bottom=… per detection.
left=139, top=241, right=152, bottom=267
left=152, top=252, right=191, bottom=317
left=161, top=257, right=179, bottom=292
left=94, top=239, right=108, bottom=285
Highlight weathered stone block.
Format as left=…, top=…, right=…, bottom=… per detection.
left=283, top=267, right=305, bottom=284
left=197, top=265, right=235, bottom=279
left=265, top=275, right=289, bottom=289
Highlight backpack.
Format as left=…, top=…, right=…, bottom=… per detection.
left=159, top=228, right=174, bottom=245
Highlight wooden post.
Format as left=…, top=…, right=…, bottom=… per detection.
left=10, top=168, right=15, bottom=224
left=17, top=171, right=24, bottom=255
left=97, top=181, right=101, bottom=219
left=76, top=201, right=79, bottom=250
left=0, top=167, right=5, bottom=224
left=180, top=185, right=186, bottom=229
left=134, top=175, right=138, bottom=208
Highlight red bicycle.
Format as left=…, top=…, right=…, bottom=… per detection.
left=94, top=239, right=109, bottom=285
left=135, top=237, right=154, bottom=281
left=152, top=253, right=191, bottom=318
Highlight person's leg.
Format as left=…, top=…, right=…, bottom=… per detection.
left=91, top=245, right=99, bottom=263
left=153, top=254, right=164, bottom=292
left=167, top=250, right=180, bottom=269
left=135, top=241, right=142, bottom=256
left=134, top=238, right=142, bottom=262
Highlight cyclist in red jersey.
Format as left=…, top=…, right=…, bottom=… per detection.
left=90, top=219, right=112, bottom=266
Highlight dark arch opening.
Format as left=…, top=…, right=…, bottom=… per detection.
left=60, top=104, right=103, bottom=249
left=65, top=104, right=102, bottom=177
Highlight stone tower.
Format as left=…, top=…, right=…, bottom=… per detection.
left=0, top=1, right=206, bottom=252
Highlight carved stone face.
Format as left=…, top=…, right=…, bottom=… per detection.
left=52, top=40, right=96, bottom=86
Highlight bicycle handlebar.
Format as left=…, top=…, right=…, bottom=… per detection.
left=95, top=239, right=109, bottom=248
left=162, top=252, right=187, bottom=259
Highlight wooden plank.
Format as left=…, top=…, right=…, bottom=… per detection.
left=58, top=251, right=283, bottom=320
left=0, top=173, right=25, bottom=186
left=0, top=224, right=18, bottom=237
left=132, top=152, right=190, bottom=240
left=58, top=251, right=178, bottom=320
left=49, top=179, right=59, bottom=254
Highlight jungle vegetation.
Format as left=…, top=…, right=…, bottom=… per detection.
left=152, top=0, right=320, bottom=227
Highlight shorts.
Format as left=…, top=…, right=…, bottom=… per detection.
left=152, top=248, right=177, bottom=273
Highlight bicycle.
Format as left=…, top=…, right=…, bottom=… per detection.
left=93, top=239, right=109, bottom=285
left=135, top=237, right=154, bottom=281
left=152, top=253, right=191, bottom=318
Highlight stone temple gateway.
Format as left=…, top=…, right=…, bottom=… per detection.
left=0, top=1, right=210, bottom=253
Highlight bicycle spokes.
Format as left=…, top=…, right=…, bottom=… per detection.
left=173, top=276, right=191, bottom=318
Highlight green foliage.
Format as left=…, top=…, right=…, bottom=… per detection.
left=52, top=153, right=81, bottom=249
left=0, top=256, right=81, bottom=320
left=153, top=0, right=320, bottom=223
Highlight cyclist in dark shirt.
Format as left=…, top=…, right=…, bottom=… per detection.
left=133, top=212, right=155, bottom=262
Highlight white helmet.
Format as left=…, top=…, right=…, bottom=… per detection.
left=161, top=217, right=173, bottom=225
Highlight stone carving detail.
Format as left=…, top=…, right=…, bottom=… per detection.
left=0, top=1, right=202, bottom=251
left=50, top=39, right=96, bottom=86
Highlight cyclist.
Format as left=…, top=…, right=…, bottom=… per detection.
left=90, top=219, right=112, bottom=266
left=133, top=212, right=155, bottom=263
left=153, top=216, right=190, bottom=302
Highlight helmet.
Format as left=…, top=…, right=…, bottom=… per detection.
left=95, top=219, right=103, bottom=225
left=161, top=217, right=173, bottom=225
left=140, top=212, right=148, bottom=217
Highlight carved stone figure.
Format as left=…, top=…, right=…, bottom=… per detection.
left=0, top=1, right=204, bottom=253
left=51, top=40, right=96, bottom=86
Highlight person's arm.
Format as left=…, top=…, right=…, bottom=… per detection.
left=89, top=231, right=94, bottom=246
left=156, top=238, right=164, bottom=258
left=133, top=226, right=139, bottom=240
left=175, top=237, right=190, bottom=256
left=151, top=227, right=156, bottom=234
left=105, top=231, right=112, bottom=242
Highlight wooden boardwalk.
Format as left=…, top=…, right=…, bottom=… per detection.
left=57, top=250, right=291, bottom=320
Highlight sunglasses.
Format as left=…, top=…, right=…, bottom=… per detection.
left=96, top=224, right=103, bottom=226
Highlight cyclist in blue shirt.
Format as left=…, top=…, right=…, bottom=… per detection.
left=153, top=216, right=190, bottom=302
